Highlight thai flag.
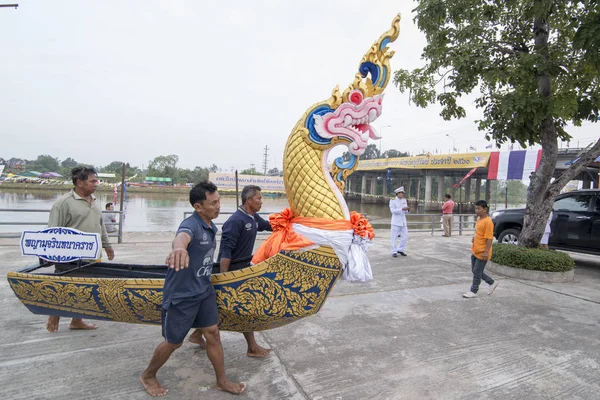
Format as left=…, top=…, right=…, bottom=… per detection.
left=487, top=149, right=542, bottom=180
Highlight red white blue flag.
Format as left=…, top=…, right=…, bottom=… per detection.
left=487, top=150, right=542, bottom=180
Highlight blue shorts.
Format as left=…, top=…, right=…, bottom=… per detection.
left=161, top=288, right=219, bottom=345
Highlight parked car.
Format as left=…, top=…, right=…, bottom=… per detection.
left=491, top=189, right=600, bottom=255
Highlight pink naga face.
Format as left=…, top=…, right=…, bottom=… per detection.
left=313, top=90, right=384, bottom=155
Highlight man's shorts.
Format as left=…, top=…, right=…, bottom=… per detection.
left=161, top=288, right=219, bottom=345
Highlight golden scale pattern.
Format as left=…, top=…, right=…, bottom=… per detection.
left=7, top=246, right=343, bottom=331
left=7, top=15, right=401, bottom=332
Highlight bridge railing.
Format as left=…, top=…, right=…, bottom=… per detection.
left=400, top=213, right=476, bottom=236
left=0, top=209, right=124, bottom=242
left=183, top=212, right=476, bottom=236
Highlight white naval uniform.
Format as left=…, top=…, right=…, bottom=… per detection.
left=389, top=197, right=409, bottom=253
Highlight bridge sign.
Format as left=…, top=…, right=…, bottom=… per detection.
left=20, top=227, right=101, bottom=263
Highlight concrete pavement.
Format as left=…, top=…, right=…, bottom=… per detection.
left=1, top=230, right=599, bottom=399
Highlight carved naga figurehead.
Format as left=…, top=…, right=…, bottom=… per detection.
left=313, top=15, right=400, bottom=158
left=283, top=14, right=401, bottom=220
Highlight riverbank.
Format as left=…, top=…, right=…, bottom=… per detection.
left=0, top=182, right=285, bottom=196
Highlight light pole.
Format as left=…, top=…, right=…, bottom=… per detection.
left=446, top=134, right=456, bottom=153
left=380, top=125, right=392, bottom=155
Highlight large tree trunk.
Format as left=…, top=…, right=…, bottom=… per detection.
left=520, top=11, right=600, bottom=247
left=520, top=122, right=557, bottom=248
left=520, top=13, right=556, bottom=248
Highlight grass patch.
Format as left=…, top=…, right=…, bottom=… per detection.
left=491, top=243, right=575, bottom=272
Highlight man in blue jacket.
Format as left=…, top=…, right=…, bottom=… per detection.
left=141, top=181, right=245, bottom=396
left=189, top=185, right=273, bottom=357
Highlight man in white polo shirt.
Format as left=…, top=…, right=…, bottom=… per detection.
left=45, top=166, right=114, bottom=332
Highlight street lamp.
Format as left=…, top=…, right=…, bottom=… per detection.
left=380, top=125, right=392, bottom=155
left=446, top=134, right=456, bottom=153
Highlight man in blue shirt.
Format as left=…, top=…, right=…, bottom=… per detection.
left=189, top=185, right=273, bottom=357
left=141, top=181, right=245, bottom=396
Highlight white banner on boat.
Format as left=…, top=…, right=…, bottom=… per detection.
left=20, top=227, right=101, bottom=263
left=209, top=173, right=285, bottom=192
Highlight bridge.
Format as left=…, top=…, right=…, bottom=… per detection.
left=344, top=148, right=599, bottom=210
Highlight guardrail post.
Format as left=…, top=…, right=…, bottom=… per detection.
left=117, top=210, right=123, bottom=244
left=431, top=215, right=435, bottom=236
left=459, top=215, right=463, bottom=236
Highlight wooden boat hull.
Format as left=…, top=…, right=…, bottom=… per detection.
left=7, top=246, right=342, bottom=332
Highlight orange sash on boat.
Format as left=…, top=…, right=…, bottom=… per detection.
left=251, top=208, right=375, bottom=264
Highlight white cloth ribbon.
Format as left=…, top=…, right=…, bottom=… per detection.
left=291, top=223, right=373, bottom=282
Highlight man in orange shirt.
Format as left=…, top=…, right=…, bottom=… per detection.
left=463, top=200, right=499, bottom=298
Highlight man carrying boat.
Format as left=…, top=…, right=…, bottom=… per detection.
left=141, top=181, right=245, bottom=396
left=189, top=184, right=273, bottom=357
left=45, top=166, right=115, bottom=332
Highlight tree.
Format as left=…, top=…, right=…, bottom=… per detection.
left=573, top=9, right=600, bottom=66
left=30, top=154, right=60, bottom=172
left=101, top=161, right=140, bottom=178
left=393, top=0, right=600, bottom=248
left=148, top=154, right=179, bottom=182
left=61, top=157, right=78, bottom=168
left=382, top=149, right=410, bottom=158
left=342, top=143, right=382, bottom=161
left=240, top=167, right=262, bottom=175
left=179, top=166, right=212, bottom=184
left=267, top=167, right=280, bottom=176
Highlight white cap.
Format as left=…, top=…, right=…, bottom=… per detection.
left=394, top=186, right=405, bottom=193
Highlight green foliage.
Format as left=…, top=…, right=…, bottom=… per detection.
left=483, top=179, right=529, bottom=208
left=148, top=154, right=179, bottom=182
left=393, top=0, right=600, bottom=146
left=341, top=146, right=409, bottom=161
left=61, top=157, right=78, bottom=168
left=240, top=167, right=263, bottom=175
left=100, top=161, right=140, bottom=178
left=29, top=154, right=60, bottom=172
left=179, top=166, right=211, bottom=184
left=382, top=149, right=410, bottom=158
left=3, top=153, right=219, bottom=185
left=573, top=9, right=600, bottom=66
left=491, top=243, right=574, bottom=272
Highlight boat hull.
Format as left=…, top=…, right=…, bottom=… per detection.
left=7, top=246, right=342, bottom=332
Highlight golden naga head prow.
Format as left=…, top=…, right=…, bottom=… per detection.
left=303, top=14, right=401, bottom=157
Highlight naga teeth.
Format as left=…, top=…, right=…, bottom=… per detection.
left=369, top=109, right=378, bottom=122
left=344, top=115, right=353, bottom=127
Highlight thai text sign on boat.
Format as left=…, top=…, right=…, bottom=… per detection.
left=20, top=227, right=101, bottom=263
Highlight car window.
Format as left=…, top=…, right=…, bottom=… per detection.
left=595, top=196, right=600, bottom=213
left=553, top=194, right=593, bottom=212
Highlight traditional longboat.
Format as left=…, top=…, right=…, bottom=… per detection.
left=7, top=14, right=401, bottom=332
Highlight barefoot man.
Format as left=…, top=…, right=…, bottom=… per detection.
left=189, top=185, right=273, bottom=357
left=46, top=166, right=115, bottom=332
left=141, top=181, right=245, bottom=397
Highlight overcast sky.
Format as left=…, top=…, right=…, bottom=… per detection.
left=1, top=1, right=598, bottom=172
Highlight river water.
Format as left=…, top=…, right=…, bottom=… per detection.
left=0, top=188, right=404, bottom=233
